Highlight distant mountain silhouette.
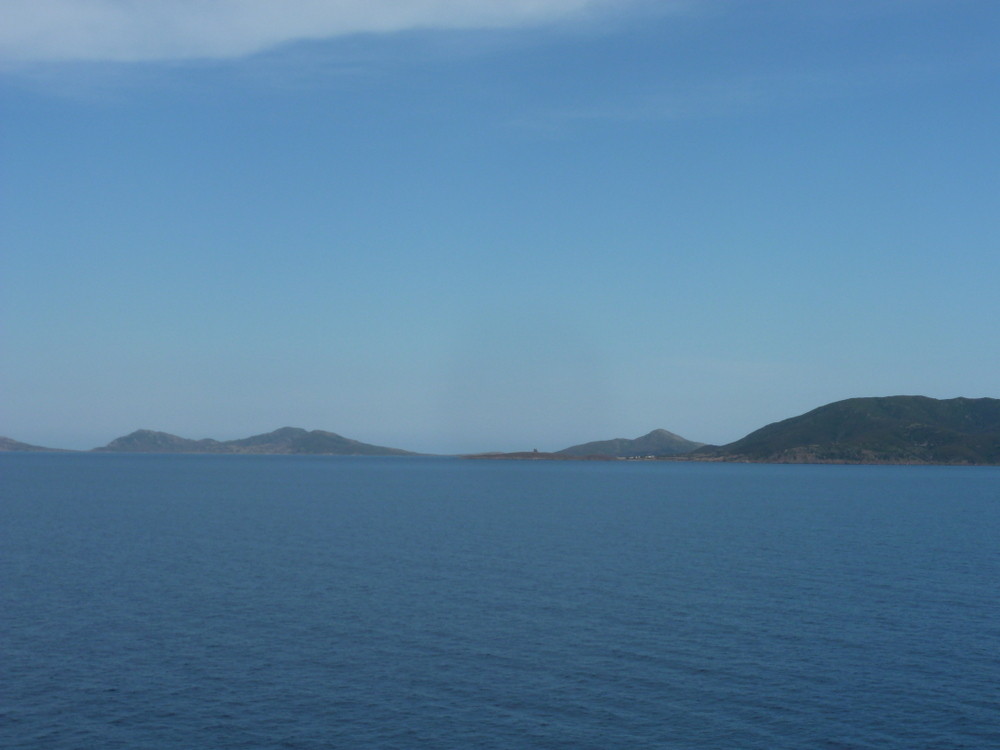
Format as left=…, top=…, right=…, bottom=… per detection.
left=95, top=430, right=222, bottom=453
left=8, top=395, right=1000, bottom=463
left=557, top=428, right=704, bottom=458
left=94, top=427, right=417, bottom=456
left=0, top=436, right=67, bottom=452
left=694, top=396, right=1000, bottom=464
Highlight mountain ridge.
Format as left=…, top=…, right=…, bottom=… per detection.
left=4, top=395, right=999, bottom=463
left=93, top=427, right=417, bottom=456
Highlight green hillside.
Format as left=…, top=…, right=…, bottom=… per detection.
left=695, top=396, right=1000, bottom=464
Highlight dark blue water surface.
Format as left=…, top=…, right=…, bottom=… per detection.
left=2, top=454, right=998, bottom=749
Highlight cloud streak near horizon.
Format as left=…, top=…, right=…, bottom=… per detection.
left=1, top=0, right=660, bottom=63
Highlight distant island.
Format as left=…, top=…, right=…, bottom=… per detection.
left=92, top=427, right=417, bottom=456
left=3, top=396, right=999, bottom=464
left=0, top=427, right=416, bottom=456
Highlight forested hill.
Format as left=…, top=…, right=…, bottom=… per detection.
left=693, top=396, right=1000, bottom=464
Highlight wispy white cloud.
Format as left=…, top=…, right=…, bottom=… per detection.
left=1, top=0, right=651, bottom=63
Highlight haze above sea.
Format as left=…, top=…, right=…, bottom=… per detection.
left=2, top=454, right=998, bottom=749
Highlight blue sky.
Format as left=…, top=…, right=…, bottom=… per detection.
left=2, top=0, right=998, bottom=453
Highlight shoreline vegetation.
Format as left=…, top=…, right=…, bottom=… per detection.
left=3, top=396, right=999, bottom=465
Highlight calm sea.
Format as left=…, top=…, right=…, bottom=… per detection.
left=2, top=454, right=998, bottom=749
